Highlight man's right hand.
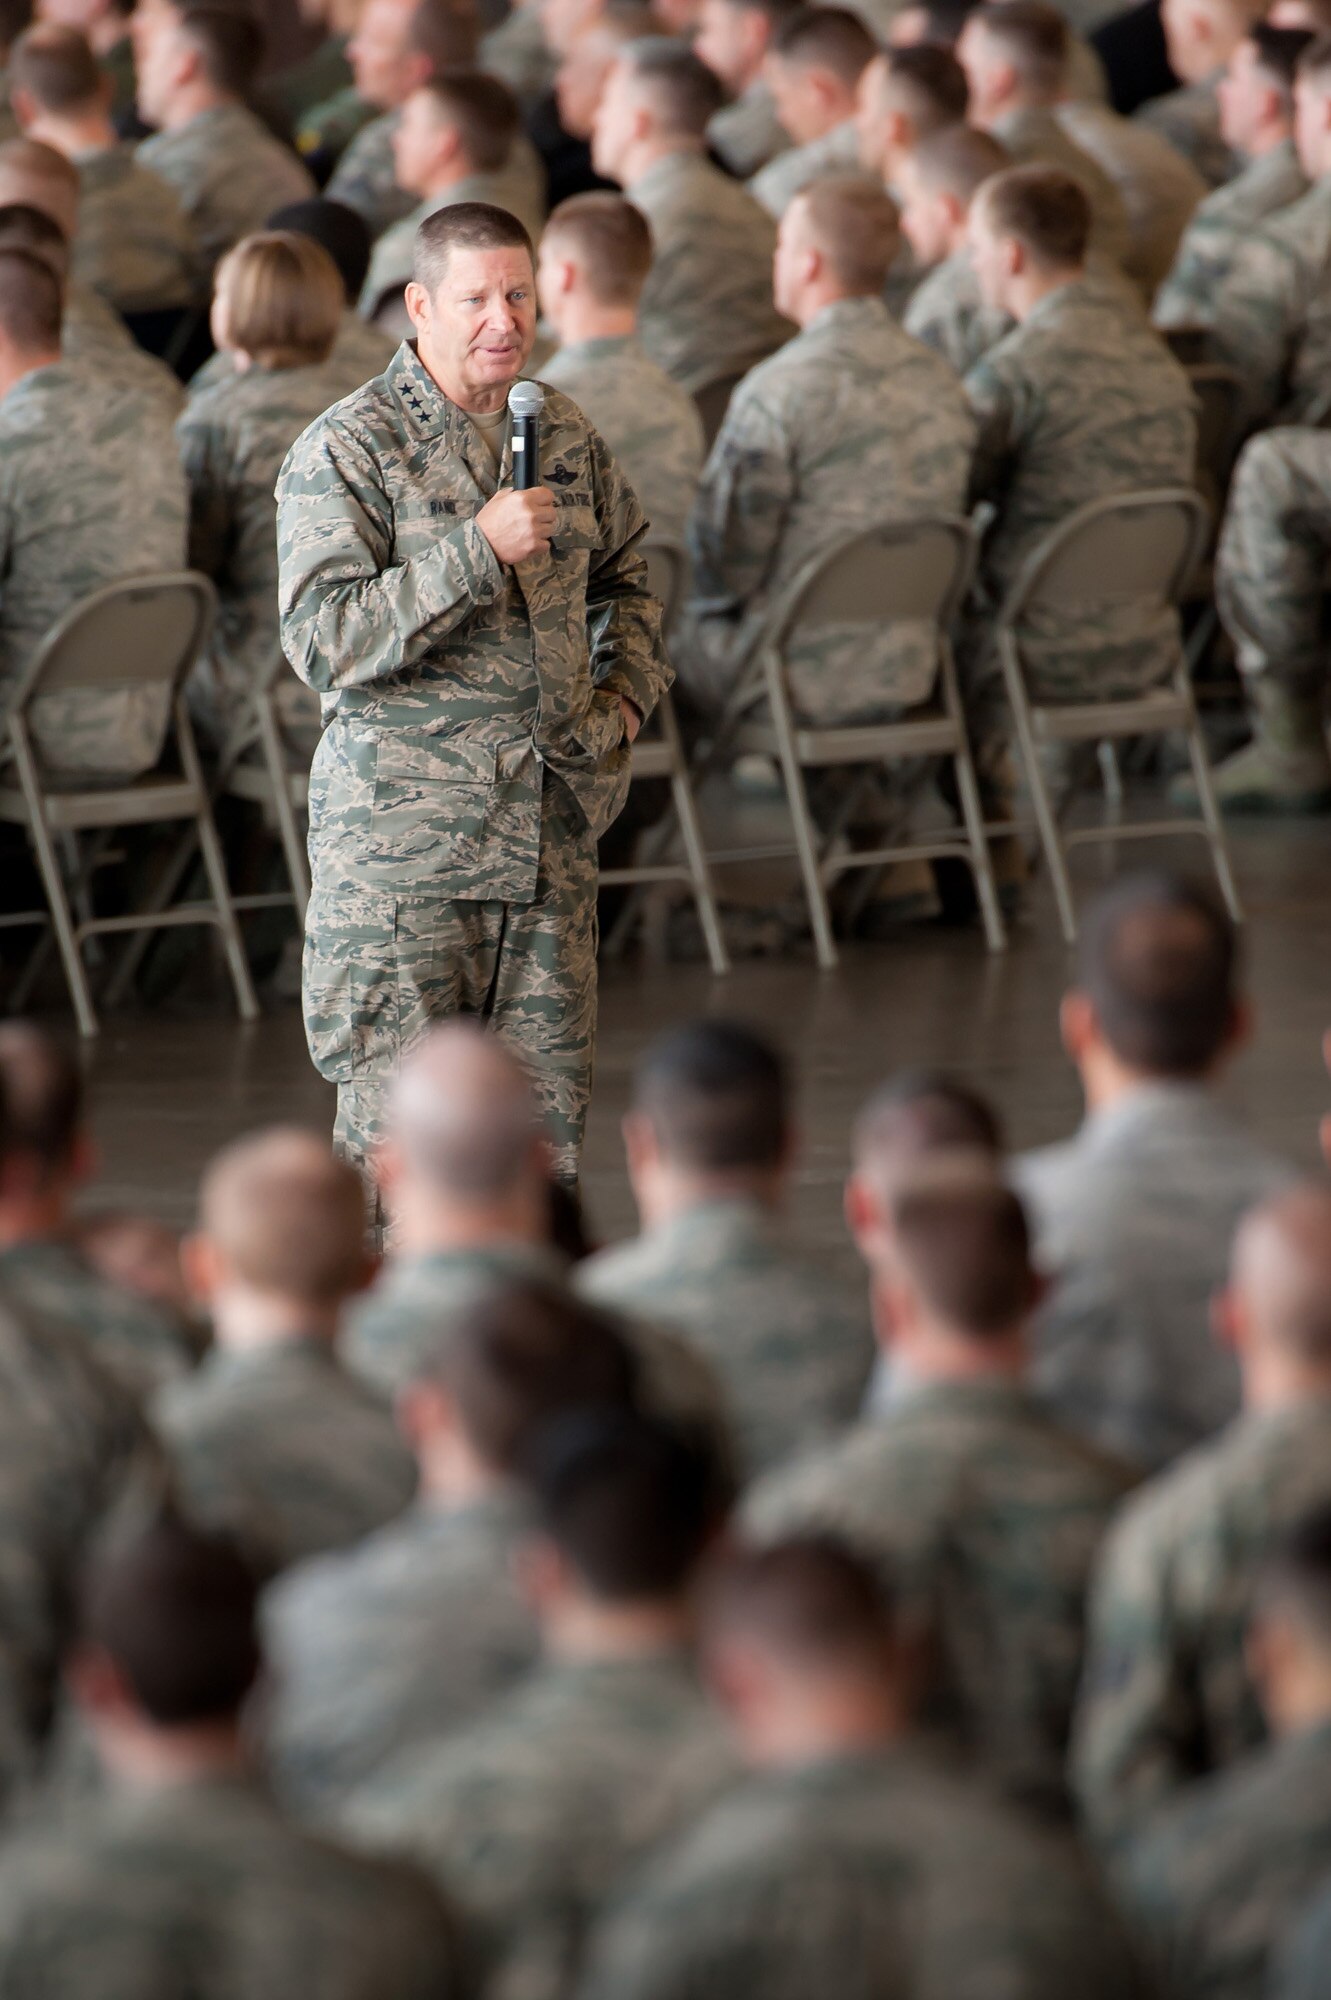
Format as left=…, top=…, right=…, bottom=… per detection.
left=476, top=487, right=558, bottom=565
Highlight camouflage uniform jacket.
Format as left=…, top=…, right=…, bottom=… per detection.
left=73, top=144, right=202, bottom=313
left=262, top=1488, right=538, bottom=1819
left=964, top=279, right=1197, bottom=701
left=577, top=1193, right=874, bottom=1479
left=275, top=341, right=668, bottom=911
left=579, top=1744, right=1147, bottom=2000
left=190, top=312, right=396, bottom=397
left=1055, top=100, right=1205, bottom=296
left=1117, top=1719, right=1331, bottom=2000
left=329, top=111, right=547, bottom=242
left=154, top=1336, right=417, bottom=1579
left=708, top=80, right=789, bottom=179
left=1274, top=1874, right=1331, bottom=2000
left=626, top=149, right=793, bottom=390
left=1072, top=1396, right=1331, bottom=1853
left=903, top=247, right=1014, bottom=379
left=1135, top=74, right=1238, bottom=189
left=0, top=1770, right=464, bottom=1998
left=0, top=1238, right=193, bottom=1400
left=480, top=1, right=556, bottom=104
left=344, top=1649, right=733, bottom=2000
left=540, top=333, right=705, bottom=550
left=137, top=103, right=316, bottom=273
left=747, top=116, right=863, bottom=218
left=746, top=1374, right=1136, bottom=1812
left=1015, top=1082, right=1293, bottom=1471
left=1153, top=138, right=1308, bottom=331
left=0, top=358, right=188, bottom=780
left=62, top=280, right=186, bottom=416
left=296, top=83, right=376, bottom=171
left=991, top=104, right=1132, bottom=271
left=360, top=167, right=549, bottom=326
left=686, top=295, right=975, bottom=724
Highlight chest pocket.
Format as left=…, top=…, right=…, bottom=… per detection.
left=370, top=732, right=495, bottom=876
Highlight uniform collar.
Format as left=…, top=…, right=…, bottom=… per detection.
left=387, top=340, right=515, bottom=490
left=627, top=147, right=709, bottom=202
left=805, top=295, right=891, bottom=338
left=552, top=333, right=639, bottom=366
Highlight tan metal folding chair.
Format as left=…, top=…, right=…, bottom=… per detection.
left=692, top=371, right=747, bottom=451
left=992, top=486, right=1242, bottom=945
left=600, top=542, right=730, bottom=975
left=0, top=573, right=259, bottom=1037
left=1183, top=363, right=1248, bottom=696
left=697, top=517, right=1005, bottom=971
left=220, top=653, right=312, bottom=920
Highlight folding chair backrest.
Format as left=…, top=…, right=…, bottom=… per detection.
left=693, top=371, right=746, bottom=450
left=14, top=572, right=216, bottom=705
left=1187, top=364, right=1246, bottom=507
left=642, top=542, right=687, bottom=634
left=774, top=517, right=976, bottom=646
left=1006, top=489, right=1209, bottom=620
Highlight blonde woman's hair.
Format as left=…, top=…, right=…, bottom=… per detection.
left=214, top=230, right=343, bottom=371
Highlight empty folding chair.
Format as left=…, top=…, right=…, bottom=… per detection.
left=992, top=486, right=1242, bottom=945
left=0, top=573, right=259, bottom=1036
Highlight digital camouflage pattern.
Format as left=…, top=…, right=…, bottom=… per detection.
left=189, top=311, right=396, bottom=397
left=262, top=1489, right=538, bottom=1818
left=746, top=1375, right=1135, bottom=1812
left=1181, top=174, right=1331, bottom=419
left=1117, top=1721, right=1331, bottom=2000
left=359, top=167, right=549, bottom=326
left=1015, top=1084, right=1292, bottom=1472
left=137, top=104, right=316, bottom=273
left=683, top=295, right=974, bottom=723
left=1273, top=1873, right=1331, bottom=2000
left=328, top=111, right=545, bottom=243
left=1215, top=426, right=1331, bottom=695
left=540, top=333, right=705, bottom=550
left=577, top=1194, right=874, bottom=1479
left=1153, top=139, right=1308, bottom=331
left=73, top=144, right=201, bottom=312
left=1136, top=74, right=1238, bottom=188
left=1055, top=101, right=1204, bottom=295
left=343, top=1650, right=732, bottom=2000
left=580, top=1745, right=1148, bottom=2000
left=964, top=279, right=1197, bottom=707
left=178, top=345, right=388, bottom=746
left=747, top=117, right=865, bottom=219
left=480, top=2, right=557, bottom=104
left=903, top=248, right=1014, bottom=378
left=276, top=344, right=666, bottom=1184
left=0, top=1239, right=194, bottom=1401
left=61, top=279, right=186, bottom=415
left=0, top=1772, right=464, bottom=2000
left=626, top=151, right=792, bottom=390
left=0, top=359, right=187, bottom=780
left=1072, top=1396, right=1331, bottom=1853
left=708, top=80, right=790, bottom=178
left=991, top=105, right=1133, bottom=271
left=154, top=1338, right=417, bottom=1580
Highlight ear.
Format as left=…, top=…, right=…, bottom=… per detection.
left=1059, top=988, right=1096, bottom=1064
left=621, top=1108, right=657, bottom=1178
left=179, top=1231, right=221, bottom=1308
left=1210, top=1281, right=1243, bottom=1355
left=10, top=87, right=36, bottom=129
left=65, top=1643, right=132, bottom=1720
left=405, top=279, right=432, bottom=335
left=844, top=1169, right=882, bottom=1256
left=555, top=254, right=578, bottom=297
left=802, top=242, right=823, bottom=287
left=438, top=122, right=464, bottom=165
left=703, top=1632, right=765, bottom=1717
left=395, top=1379, right=455, bottom=1451
left=941, top=190, right=965, bottom=232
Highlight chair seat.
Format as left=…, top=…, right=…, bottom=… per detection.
left=225, top=754, right=309, bottom=807
left=627, top=741, right=674, bottom=780
left=1030, top=688, right=1190, bottom=744
left=0, top=773, right=205, bottom=831
left=737, top=710, right=961, bottom=766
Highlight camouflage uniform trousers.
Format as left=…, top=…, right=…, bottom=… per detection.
left=306, top=772, right=597, bottom=1193
left=1215, top=426, right=1331, bottom=698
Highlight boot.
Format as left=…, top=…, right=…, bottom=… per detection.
left=1171, top=680, right=1331, bottom=815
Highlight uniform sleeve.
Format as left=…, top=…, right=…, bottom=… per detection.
left=686, top=387, right=797, bottom=640
left=584, top=424, right=671, bottom=723
left=963, top=355, right=1020, bottom=508
left=1198, top=230, right=1306, bottom=417
left=275, top=421, right=504, bottom=695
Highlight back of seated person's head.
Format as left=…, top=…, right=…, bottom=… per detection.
left=888, top=0, right=975, bottom=48
left=212, top=229, right=342, bottom=367
left=973, top=161, right=1090, bottom=273
left=694, top=0, right=805, bottom=96
left=381, top=1019, right=548, bottom=1225
left=878, top=41, right=970, bottom=128
left=540, top=191, right=654, bottom=310
left=0, top=1022, right=84, bottom=1197
left=886, top=1154, right=1038, bottom=1351
left=897, top=120, right=1008, bottom=258
left=1251, top=1502, right=1331, bottom=1734
left=960, top=0, right=1069, bottom=107
left=0, top=198, right=70, bottom=281
left=768, top=6, right=880, bottom=141
left=1221, top=1183, right=1331, bottom=1393
left=1069, top=871, right=1242, bottom=1083
left=852, top=1068, right=1003, bottom=1209
left=525, top=1407, right=724, bottom=1608
left=0, top=135, right=78, bottom=238
left=174, top=5, right=265, bottom=102
left=627, top=1019, right=789, bottom=1200
left=555, top=5, right=661, bottom=139
left=402, top=1277, right=639, bottom=1478
left=8, top=22, right=104, bottom=119
left=189, top=1126, right=372, bottom=1325
left=265, top=197, right=373, bottom=305
left=620, top=36, right=728, bottom=137
left=72, top=1513, right=261, bottom=1736
left=403, top=70, right=522, bottom=175
left=407, top=0, right=482, bottom=75
left=785, top=174, right=901, bottom=296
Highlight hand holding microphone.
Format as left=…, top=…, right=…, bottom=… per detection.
left=475, top=381, right=554, bottom=565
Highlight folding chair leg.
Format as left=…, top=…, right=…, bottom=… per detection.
left=765, top=654, right=837, bottom=970
left=10, top=723, right=98, bottom=1037
left=257, top=700, right=310, bottom=921
left=660, top=700, right=728, bottom=976
left=103, top=825, right=198, bottom=1008
left=176, top=705, right=259, bottom=1023
left=952, top=745, right=1006, bottom=953
left=1001, top=640, right=1078, bottom=946
left=1182, top=704, right=1244, bottom=924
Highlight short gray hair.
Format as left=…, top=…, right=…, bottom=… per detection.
left=412, top=200, right=534, bottom=293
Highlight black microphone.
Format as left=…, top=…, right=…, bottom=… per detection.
left=508, top=380, right=544, bottom=490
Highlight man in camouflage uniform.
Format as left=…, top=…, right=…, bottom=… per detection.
left=1154, top=21, right=1310, bottom=330
left=359, top=75, right=545, bottom=329
left=342, top=1410, right=732, bottom=2000
left=537, top=191, right=705, bottom=550
left=1136, top=0, right=1257, bottom=185
left=9, top=21, right=201, bottom=312
left=156, top=1130, right=417, bottom=1580
left=747, top=1158, right=1134, bottom=1815
left=134, top=5, right=314, bottom=275
left=1073, top=1182, right=1331, bottom=1853
left=579, top=1021, right=874, bottom=1481
left=1115, top=1504, right=1331, bottom=1999
left=580, top=1539, right=1147, bottom=2000
left=591, top=39, right=791, bottom=392
left=680, top=176, right=974, bottom=726
left=693, top=0, right=794, bottom=177
left=899, top=125, right=1016, bottom=374
left=854, top=41, right=970, bottom=313
left=263, top=1278, right=637, bottom=1819
left=0, top=1515, right=465, bottom=1999
left=480, top=0, right=555, bottom=104
left=276, top=204, right=667, bottom=1190
left=0, top=239, right=187, bottom=780
left=748, top=6, right=878, bottom=217
left=1056, top=97, right=1205, bottom=297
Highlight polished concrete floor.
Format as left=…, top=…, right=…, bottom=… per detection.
left=36, top=802, right=1327, bottom=1291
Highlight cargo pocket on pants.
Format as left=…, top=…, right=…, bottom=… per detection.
left=302, top=888, right=401, bottom=1083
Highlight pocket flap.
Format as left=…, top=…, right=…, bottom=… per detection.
left=374, top=734, right=497, bottom=789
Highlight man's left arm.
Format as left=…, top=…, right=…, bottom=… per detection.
left=584, top=425, right=671, bottom=729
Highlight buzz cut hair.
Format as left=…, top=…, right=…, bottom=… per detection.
left=0, top=245, right=61, bottom=352
left=794, top=174, right=900, bottom=293
left=543, top=192, right=654, bottom=305
left=881, top=40, right=970, bottom=127
left=407, top=0, right=481, bottom=72
left=770, top=5, right=881, bottom=83
left=970, top=0, right=1070, bottom=92
left=412, top=199, right=534, bottom=292
left=905, top=121, right=1008, bottom=203
left=1245, top=21, right=1314, bottom=97
left=8, top=22, right=102, bottom=111
left=619, top=37, right=728, bottom=135
left=976, top=160, right=1090, bottom=268
left=176, top=6, right=265, bottom=99
left=414, top=70, right=521, bottom=173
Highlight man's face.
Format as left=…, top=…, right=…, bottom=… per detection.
left=765, top=54, right=826, bottom=146
left=348, top=0, right=417, bottom=109
left=392, top=87, right=447, bottom=193
left=410, top=244, right=537, bottom=404
left=967, top=199, right=1009, bottom=309
left=854, top=56, right=891, bottom=176
left=898, top=159, right=952, bottom=264
left=135, top=13, right=187, bottom=128
left=956, top=18, right=1003, bottom=126
left=555, top=27, right=617, bottom=139
left=1217, top=38, right=1264, bottom=150
left=694, top=0, right=755, bottom=93
left=590, top=58, right=639, bottom=181
left=1160, top=0, right=1210, bottom=86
